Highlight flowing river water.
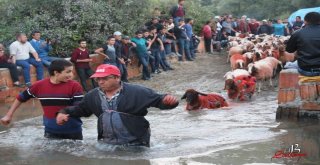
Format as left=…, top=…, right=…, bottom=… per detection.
left=0, top=53, right=319, bottom=165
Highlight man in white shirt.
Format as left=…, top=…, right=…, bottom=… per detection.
left=9, top=33, right=44, bottom=87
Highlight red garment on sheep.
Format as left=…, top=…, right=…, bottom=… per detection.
left=227, top=75, right=256, bottom=101
left=186, top=94, right=228, bottom=110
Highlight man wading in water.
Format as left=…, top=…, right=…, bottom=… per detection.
left=56, top=64, right=179, bottom=147
left=1, top=59, right=84, bottom=140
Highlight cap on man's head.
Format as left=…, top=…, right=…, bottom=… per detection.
left=122, top=35, right=130, bottom=40
left=90, top=64, right=121, bottom=78
left=262, top=19, right=267, bottom=22
left=113, top=31, right=122, bottom=36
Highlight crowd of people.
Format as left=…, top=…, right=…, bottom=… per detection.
left=202, top=14, right=305, bottom=53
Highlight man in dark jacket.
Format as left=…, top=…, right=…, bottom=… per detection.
left=286, top=12, right=320, bottom=76
left=257, top=20, right=273, bottom=35
left=170, top=0, right=186, bottom=26
left=56, top=64, right=179, bottom=147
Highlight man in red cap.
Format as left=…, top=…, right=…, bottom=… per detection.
left=56, top=64, right=179, bottom=147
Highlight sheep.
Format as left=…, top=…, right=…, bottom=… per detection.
left=181, top=89, right=228, bottom=110
left=247, top=57, right=282, bottom=93
left=227, top=46, right=244, bottom=63
left=224, top=69, right=256, bottom=101
left=230, top=53, right=247, bottom=70
left=278, top=45, right=296, bottom=64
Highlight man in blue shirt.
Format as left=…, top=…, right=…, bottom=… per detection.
left=30, top=30, right=59, bottom=67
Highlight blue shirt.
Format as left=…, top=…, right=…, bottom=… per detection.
left=131, top=37, right=148, bottom=56
left=29, top=39, right=52, bottom=58
left=273, top=24, right=285, bottom=36
left=184, top=24, right=193, bottom=39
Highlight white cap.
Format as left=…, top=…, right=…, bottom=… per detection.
left=113, top=31, right=122, bottom=36
left=214, top=16, right=220, bottom=19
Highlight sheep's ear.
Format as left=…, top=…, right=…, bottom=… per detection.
left=197, top=92, right=207, bottom=96
left=181, top=93, right=187, bottom=100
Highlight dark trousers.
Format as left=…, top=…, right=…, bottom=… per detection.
left=76, top=68, right=97, bottom=92
left=44, top=131, right=83, bottom=140
left=0, top=63, right=19, bottom=82
left=204, top=38, right=212, bottom=53
left=118, top=63, right=128, bottom=82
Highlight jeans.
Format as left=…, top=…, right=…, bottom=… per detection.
left=164, top=43, right=172, bottom=55
left=151, top=48, right=161, bottom=71
left=174, top=17, right=182, bottom=26
left=171, top=40, right=178, bottom=53
left=138, top=53, right=150, bottom=79
left=178, top=38, right=192, bottom=61
left=0, top=63, right=19, bottom=82
left=298, top=67, right=320, bottom=77
left=40, top=56, right=60, bottom=67
left=117, top=63, right=128, bottom=82
left=160, top=50, right=171, bottom=69
left=188, top=39, right=195, bottom=58
left=76, top=68, right=97, bottom=92
left=16, top=58, right=44, bottom=84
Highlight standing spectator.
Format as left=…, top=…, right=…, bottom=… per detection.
left=120, top=36, right=136, bottom=82
left=9, top=33, right=44, bottom=87
left=249, top=19, right=260, bottom=35
left=286, top=12, right=320, bottom=76
left=174, top=18, right=192, bottom=61
left=145, top=17, right=163, bottom=31
left=113, top=31, right=127, bottom=82
left=71, top=39, right=96, bottom=92
left=238, top=15, right=251, bottom=34
left=131, top=31, right=151, bottom=80
left=149, top=26, right=165, bottom=73
left=201, top=21, right=213, bottom=54
left=222, top=17, right=236, bottom=36
left=0, top=44, right=22, bottom=87
left=185, top=18, right=195, bottom=59
left=158, top=27, right=174, bottom=70
left=273, top=19, right=286, bottom=36
left=292, top=16, right=304, bottom=32
left=1, top=59, right=84, bottom=140
left=170, top=0, right=186, bottom=26
left=257, top=20, right=273, bottom=35
left=95, top=36, right=118, bottom=67
left=29, top=30, right=59, bottom=67
left=56, top=64, right=179, bottom=147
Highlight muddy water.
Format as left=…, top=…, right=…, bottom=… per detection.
left=0, top=53, right=319, bottom=165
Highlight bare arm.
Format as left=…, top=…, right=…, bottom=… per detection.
left=0, top=99, right=23, bottom=125
left=94, top=47, right=110, bottom=59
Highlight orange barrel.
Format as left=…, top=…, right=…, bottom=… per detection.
left=278, top=69, right=299, bottom=89
left=299, top=82, right=318, bottom=101
left=278, top=88, right=297, bottom=104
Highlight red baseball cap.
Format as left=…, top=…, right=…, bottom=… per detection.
left=90, top=64, right=121, bottom=78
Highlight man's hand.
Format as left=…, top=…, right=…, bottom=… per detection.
left=0, top=115, right=12, bottom=126
left=35, top=58, right=41, bottom=62
left=56, top=113, right=69, bottom=125
left=162, top=95, right=179, bottom=106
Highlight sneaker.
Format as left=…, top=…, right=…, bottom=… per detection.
left=25, top=82, right=32, bottom=87
left=175, top=53, right=182, bottom=57
left=13, top=83, right=25, bottom=88
left=155, top=69, right=161, bottom=74
left=168, top=67, right=174, bottom=70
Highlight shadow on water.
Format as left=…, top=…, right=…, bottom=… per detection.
left=0, top=54, right=319, bottom=165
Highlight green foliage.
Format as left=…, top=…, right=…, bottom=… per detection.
left=0, top=0, right=150, bottom=56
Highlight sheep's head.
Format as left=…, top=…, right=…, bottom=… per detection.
left=224, top=79, right=237, bottom=90
left=181, top=89, right=207, bottom=105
